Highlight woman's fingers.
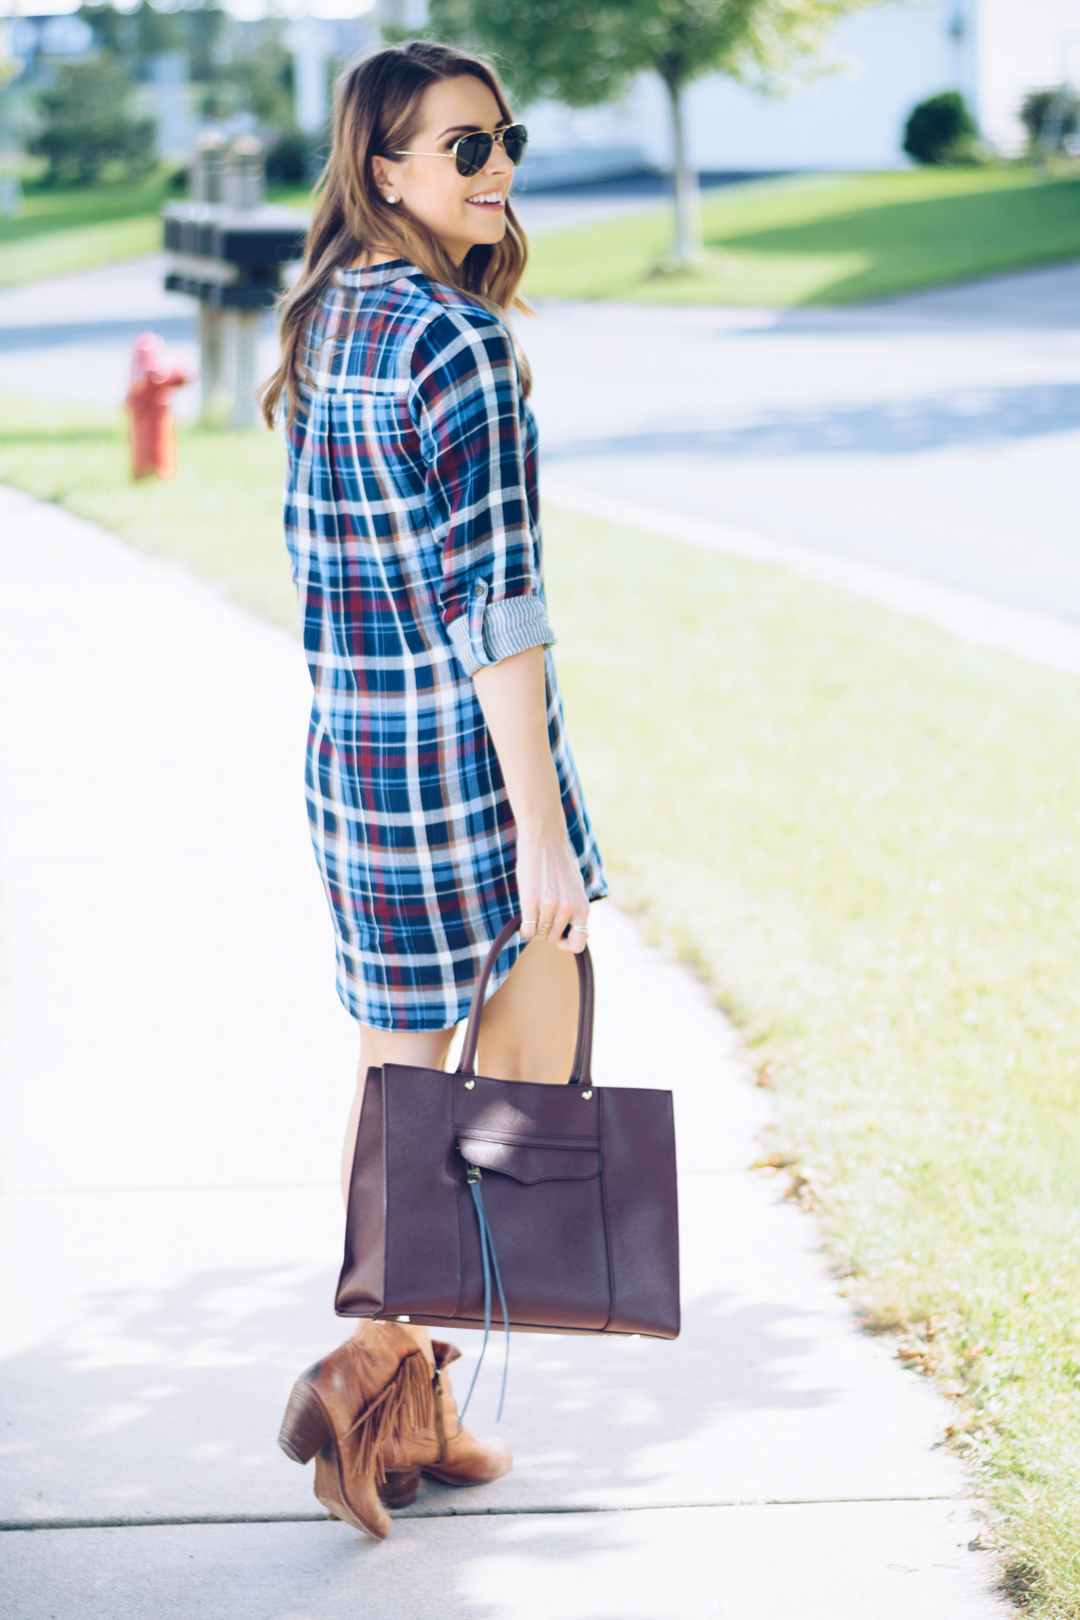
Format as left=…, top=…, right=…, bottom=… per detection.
left=558, top=899, right=590, bottom=954
left=533, top=890, right=560, bottom=943
left=516, top=834, right=589, bottom=950
left=540, top=896, right=581, bottom=952
left=518, top=886, right=540, bottom=940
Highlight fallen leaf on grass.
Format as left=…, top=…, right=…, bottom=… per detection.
left=895, top=1336, right=939, bottom=1375
left=749, top=1152, right=795, bottom=1171
left=785, top=1167, right=825, bottom=1211
left=897, top=1340, right=928, bottom=1361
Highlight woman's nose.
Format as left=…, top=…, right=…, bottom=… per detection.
left=485, top=143, right=513, bottom=178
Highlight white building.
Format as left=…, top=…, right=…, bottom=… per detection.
left=519, top=0, right=1080, bottom=182
left=9, top=0, right=1076, bottom=178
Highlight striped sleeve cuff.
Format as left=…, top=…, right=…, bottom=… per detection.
left=447, top=588, right=556, bottom=677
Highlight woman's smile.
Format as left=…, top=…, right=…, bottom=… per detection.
left=466, top=189, right=506, bottom=209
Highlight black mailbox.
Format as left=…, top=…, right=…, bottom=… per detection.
left=162, top=204, right=308, bottom=309
left=163, top=133, right=309, bottom=426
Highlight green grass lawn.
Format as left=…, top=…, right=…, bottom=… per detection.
left=547, top=512, right=1080, bottom=1615
left=5, top=165, right=1079, bottom=304
left=0, top=178, right=312, bottom=287
left=0, top=396, right=294, bottom=624
left=0, top=178, right=173, bottom=286
left=3, top=393, right=1080, bottom=1611
left=523, top=167, right=1080, bottom=305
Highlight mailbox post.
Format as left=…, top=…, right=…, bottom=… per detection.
left=163, top=135, right=308, bottom=427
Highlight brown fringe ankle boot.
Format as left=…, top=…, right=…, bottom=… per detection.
left=278, top=1321, right=433, bottom=1539
left=379, top=1340, right=512, bottom=1509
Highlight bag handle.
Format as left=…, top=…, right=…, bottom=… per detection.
left=455, top=914, right=595, bottom=1087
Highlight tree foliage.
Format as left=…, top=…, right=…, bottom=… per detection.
left=423, top=0, right=881, bottom=263
left=425, top=0, right=878, bottom=106
left=80, top=1, right=234, bottom=86
left=199, top=21, right=295, bottom=130
left=79, top=1, right=184, bottom=78
left=78, top=2, right=298, bottom=137
left=183, top=3, right=229, bottom=86
left=30, top=55, right=156, bottom=185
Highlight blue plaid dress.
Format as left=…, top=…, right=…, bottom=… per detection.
left=284, top=260, right=607, bottom=1030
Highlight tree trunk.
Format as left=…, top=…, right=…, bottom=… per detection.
left=662, top=71, right=701, bottom=267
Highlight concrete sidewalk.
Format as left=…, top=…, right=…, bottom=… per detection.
left=0, top=486, right=1009, bottom=1617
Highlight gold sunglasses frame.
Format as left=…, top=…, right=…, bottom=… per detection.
left=391, top=124, right=529, bottom=177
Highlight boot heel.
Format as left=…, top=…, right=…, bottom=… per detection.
left=278, top=1380, right=332, bottom=1465
left=379, top=1466, right=421, bottom=1508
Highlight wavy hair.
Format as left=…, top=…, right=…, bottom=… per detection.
left=261, top=41, right=531, bottom=427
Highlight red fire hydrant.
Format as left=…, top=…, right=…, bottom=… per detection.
left=125, top=332, right=194, bottom=481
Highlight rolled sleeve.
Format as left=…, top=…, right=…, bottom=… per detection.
left=446, top=579, right=556, bottom=677
left=409, top=307, right=555, bottom=676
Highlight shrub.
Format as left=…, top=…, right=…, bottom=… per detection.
left=264, top=128, right=325, bottom=185
left=902, top=91, right=978, bottom=165
left=1020, top=87, right=1080, bottom=155
left=30, top=55, right=156, bottom=185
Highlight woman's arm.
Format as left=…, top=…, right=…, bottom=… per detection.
left=472, top=646, right=589, bottom=953
left=409, top=316, right=586, bottom=948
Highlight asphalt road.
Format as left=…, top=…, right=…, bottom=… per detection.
left=525, top=264, right=1080, bottom=624
left=0, top=229, right=1076, bottom=625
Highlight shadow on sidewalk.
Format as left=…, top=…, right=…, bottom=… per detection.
left=2, top=1265, right=840, bottom=1526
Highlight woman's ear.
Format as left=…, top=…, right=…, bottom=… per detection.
left=371, top=156, right=394, bottom=196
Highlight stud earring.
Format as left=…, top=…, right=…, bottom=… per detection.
left=386, top=194, right=397, bottom=203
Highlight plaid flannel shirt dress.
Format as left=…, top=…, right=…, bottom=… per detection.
left=284, top=260, right=607, bottom=1030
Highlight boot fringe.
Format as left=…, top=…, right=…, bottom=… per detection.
left=347, top=1350, right=435, bottom=1486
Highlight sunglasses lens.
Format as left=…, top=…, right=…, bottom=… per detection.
left=454, top=133, right=492, bottom=176
left=502, top=124, right=528, bottom=166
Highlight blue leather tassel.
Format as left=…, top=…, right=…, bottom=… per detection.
left=457, top=1163, right=510, bottom=1426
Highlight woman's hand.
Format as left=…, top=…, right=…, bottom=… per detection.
left=472, top=645, right=591, bottom=955
left=515, top=822, right=590, bottom=954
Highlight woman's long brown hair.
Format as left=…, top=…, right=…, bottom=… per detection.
left=261, top=41, right=531, bottom=428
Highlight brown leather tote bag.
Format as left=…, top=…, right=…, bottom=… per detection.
left=336, top=915, right=680, bottom=1347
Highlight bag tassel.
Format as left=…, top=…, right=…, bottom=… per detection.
left=343, top=1349, right=434, bottom=1486
left=457, top=1163, right=510, bottom=1427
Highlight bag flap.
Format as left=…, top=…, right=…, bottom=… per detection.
left=453, top=1086, right=601, bottom=1144
left=458, top=1135, right=600, bottom=1185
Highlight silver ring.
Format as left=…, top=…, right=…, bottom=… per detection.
left=570, top=924, right=589, bottom=933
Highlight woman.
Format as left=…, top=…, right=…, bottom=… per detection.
left=261, top=42, right=607, bottom=1539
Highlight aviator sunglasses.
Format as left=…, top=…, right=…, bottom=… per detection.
left=393, top=123, right=529, bottom=178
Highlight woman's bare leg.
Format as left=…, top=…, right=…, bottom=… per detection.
left=476, top=937, right=580, bottom=1085
left=343, top=1024, right=456, bottom=1362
